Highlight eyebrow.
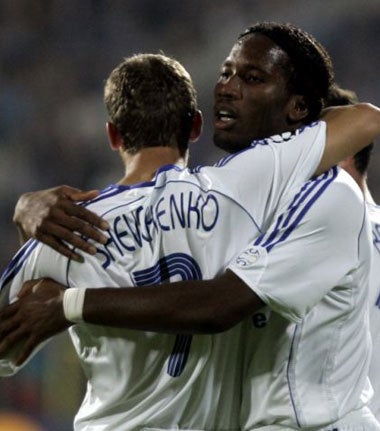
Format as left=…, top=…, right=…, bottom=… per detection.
left=222, top=60, right=267, bottom=75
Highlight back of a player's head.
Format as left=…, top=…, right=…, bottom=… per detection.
left=239, top=22, right=334, bottom=123
left=104, top=53, right=197, bottom=155
left=326, top=84, right=373, bottom=175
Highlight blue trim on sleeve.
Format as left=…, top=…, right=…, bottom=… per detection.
left=254, top=167, right=338, bottom=253
left=0, top=240, right=39, bottom=290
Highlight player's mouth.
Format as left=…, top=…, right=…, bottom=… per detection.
left=214, top=108, right=238, bottom=130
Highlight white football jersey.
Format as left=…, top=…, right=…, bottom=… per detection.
left=368, top=203, right=380, bottom=421
left=1, top=121, right=336, bottom=430
left=229, top=169, right=376, bottom=429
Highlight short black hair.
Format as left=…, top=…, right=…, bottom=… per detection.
left=104, top=53, right=197, bottom=155
left=326, top=84, right=373, bottom=175
left=239, top=22, right=334, bottom=123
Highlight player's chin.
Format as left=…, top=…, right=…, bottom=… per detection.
left=213, top=132, right=249, bottom=154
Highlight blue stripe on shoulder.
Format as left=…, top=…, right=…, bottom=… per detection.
left=254, top=167, right=338, bottom=252
left=0, top=240, right=39, bottom=291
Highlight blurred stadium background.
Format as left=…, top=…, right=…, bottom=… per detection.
left=0, top=1, right=379, bottom=429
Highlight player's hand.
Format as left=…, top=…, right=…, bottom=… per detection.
left=0, top=279, right=71, bottom=365
left=13, top=185, right=109, bottom=262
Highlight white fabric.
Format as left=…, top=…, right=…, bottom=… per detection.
left=1, top=121, right=371, bottom=430
left=368, top=203, right=380, bottom=421
left=0, top=123, right=325, bottom=431
left=248, top=406, right=380, bottom=430
left=229, top=169, right=374, bottom=429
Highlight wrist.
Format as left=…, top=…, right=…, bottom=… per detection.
left=63, top=288, right=87, bottom=323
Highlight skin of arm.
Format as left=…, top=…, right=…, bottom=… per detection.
left=317, top=103, right=380, bottom=175
left=0, top=272, right=262, bottom=365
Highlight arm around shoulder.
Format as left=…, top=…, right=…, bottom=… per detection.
left=317, top=103, right=380, bottom=175
left=82, top=270, right=263, bottom=334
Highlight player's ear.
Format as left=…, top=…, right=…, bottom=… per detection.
left=287, top=95, right=309, bottom=123
left=106, top=122, right=124, bottom=151
left=189, top=110, right=203, bottom=143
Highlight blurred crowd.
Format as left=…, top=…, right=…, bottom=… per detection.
left=0, top=1, right=379, bottom=429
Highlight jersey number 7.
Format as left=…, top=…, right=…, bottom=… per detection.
left=132, top=253, right=203, bottom=377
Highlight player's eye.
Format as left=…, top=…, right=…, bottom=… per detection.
left=245, top=73, right=263, bottom=83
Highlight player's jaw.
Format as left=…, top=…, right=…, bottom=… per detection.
left=213, top=98, right=265, bottom=153
left=213, top=124, right=255, bottom=155
left=214, top=103, right=238, bottom=130
left=213, top=101, right=250, bottom=153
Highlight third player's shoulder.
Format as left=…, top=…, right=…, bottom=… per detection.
left=330, top=166, right=363, bottom=192
left=322, top=167, right=365, bottom=206
left=366, top=202, right=380, bottom=224
left=307, top=167, right=366, bottom=230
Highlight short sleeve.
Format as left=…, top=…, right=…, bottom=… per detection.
left=228, top=168, right=366, bottom=322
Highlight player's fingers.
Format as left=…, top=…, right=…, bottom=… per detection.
left=47, top=206, right=108, bottom=245
left=0, top=302, right=19, bottom=321
left=15, top=335, right=40, bottom=366
left=54, top=185, right=83, bottom=195
left=58, top=185, right=96, bottom=199
left=60, top=201, right=109, bottom=233
left=41, top=222, right=97, bottom=256
left=61, top=215, right=108, bottom=245
left=18, top=280, right=42, bottom=298
left=66, top=189, right=100, bottom=202
left=36, top=231, right=85, bottom=262
left=69, top=220, right=108, bottom=245
left=0, top=326, right=27, bottom=357
left=0, top=314, right=20, bottom=338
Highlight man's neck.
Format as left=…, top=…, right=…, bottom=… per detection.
left=118, top=146, right=187, bottom=186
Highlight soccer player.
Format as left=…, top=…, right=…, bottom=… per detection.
left=327, top=84, right=380, bottom=423
left=1, top=22, right=380, bottom=429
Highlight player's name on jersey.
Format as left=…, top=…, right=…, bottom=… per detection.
left=97, top=190, right=220, bottom=269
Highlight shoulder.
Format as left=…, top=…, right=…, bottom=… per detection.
left=0, top=239, right=68, bottom=301
left=367, top=202, right=380, bottom=225
left=299, top=167, right=365, bottom=234
left=82, top=183, right=150, bottom=220
left=328, top=168, right=364, bottom=199
left=325, top=168, right=364, bottom=212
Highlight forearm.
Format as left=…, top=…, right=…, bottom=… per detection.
left=318, top=103, right=380, bottom=174
left=82, top=270, right=262, bottom=334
